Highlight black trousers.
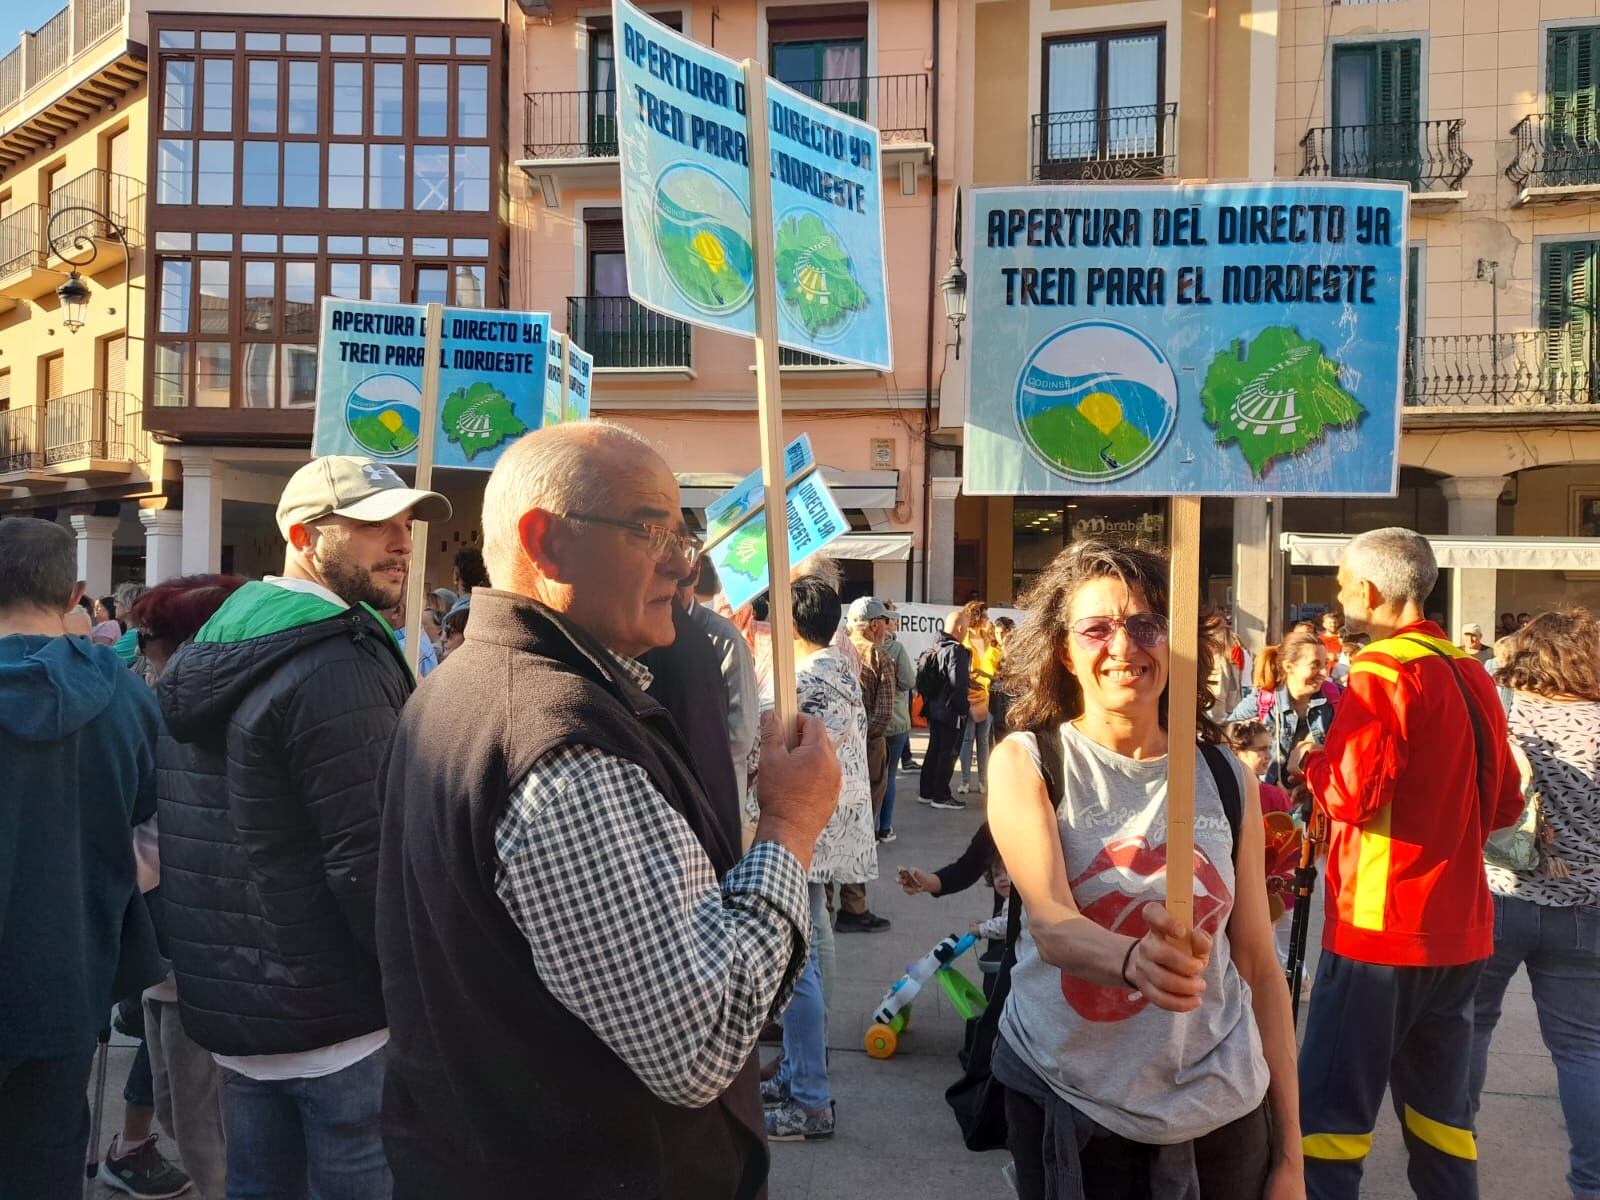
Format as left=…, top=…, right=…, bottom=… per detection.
left=919, top=718, right=961, bottom=803
left=0, top=1051, right=95, bottom=1200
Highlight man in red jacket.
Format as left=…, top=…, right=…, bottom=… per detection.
left=1293, top=527, right=1523, bottom=1200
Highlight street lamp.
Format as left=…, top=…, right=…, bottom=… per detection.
left=942, top=186, right=968, bottom=358
left=47, top=203, right=130, bottom=351
left=56, top=271, right=91, bottom=332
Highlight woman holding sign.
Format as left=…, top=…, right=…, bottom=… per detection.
left=986, top=540, right=1302, bottom=1199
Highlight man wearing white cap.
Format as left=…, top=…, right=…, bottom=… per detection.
left=154, top=456, right=449, bottom=1198
left=1459, top=622, right=1492, bottom=664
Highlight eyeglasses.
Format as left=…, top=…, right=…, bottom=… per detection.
left=564, top=512, right=704, bottom=569
left=1070, top=613, right=1169, bottom=650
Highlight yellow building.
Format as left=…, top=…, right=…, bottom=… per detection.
left=0, top=0, right=164, bottom=594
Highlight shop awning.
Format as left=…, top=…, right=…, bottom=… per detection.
left=677, top=468, right=898, bottom=514
left=1282, top=533, right=1600, bottom=571
left=825, top=533, right=914, bottom=562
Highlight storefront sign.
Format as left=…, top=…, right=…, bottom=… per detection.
left=704, top=468, right=849, bottom=611
left=611, top=0, right=892, bottom=369
left=314, top=298, right=551, bottom=469
left=962, top=182, right=1407, bottom=498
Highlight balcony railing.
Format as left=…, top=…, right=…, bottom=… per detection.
left=1507, top=112, right=1600, bottom=189
left=1299, top=119, right=1471, bottom=192
left=49, top=167, right=141, bottom=249
left=44, top=389, right=146, bottom=465
left=0, top=47, right=20, bottom=112
left=0, top=407, right=44, bottom=473
left=1407, top=332, right=1600, bottom=407
left=0, top=0, right=129, bottom=116
left=778, top=74, right=929, bottom=144
left=29, top=7, right=70, bottom=88
left=1030, top=104, right=1178, bottom=181
left=780, top=347, right=842, bottom=367
left=78, top=0, right=123, bottom=51
left=0, top=204, right=48, bottom=279
left=568, top=295, right=691, bottom=370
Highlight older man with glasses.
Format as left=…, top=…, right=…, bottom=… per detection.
left=376, top=421, right=842, bottom=1199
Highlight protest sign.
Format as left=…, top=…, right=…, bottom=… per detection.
left=963, top=182, right=1407, bottom=498
left=544, top=331, right=566, bottom=429
left=886, top=602, right=1024, bottom=666
left=704, top=434, right=816, bottom=547
left=704, top=470, right=850, bottom=612
left=314, top=299, right=552, bottom=470
left=564, top=339, right=594, bottom=422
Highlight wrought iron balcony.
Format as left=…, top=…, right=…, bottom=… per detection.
left=44, top=389, right=147, bottom=467
left=568, top=295, right=691, bottom=370
left=778, top=74, right=929, bottom=144
left=1300, top=119, right=1471, bottom=192
left=49, top=167, right=141, bottom=252
left=1507, top=112, right=1600, bottom=190
left=0, top=407, right=44, bottom=474
left=1030, top=104, right=1178, bottom=182
left=0, top=203, right=48, bottom=280
left=1406, top=332, right=1600, bottom=407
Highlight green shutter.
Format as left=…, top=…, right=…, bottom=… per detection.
left=1541, top=240, right=1597, bottom=378
left=1548, top=28, right=1600, bottom=117
left=1375, top=41, right=1421, bottom=125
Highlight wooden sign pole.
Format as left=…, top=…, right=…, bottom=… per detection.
left=401, top=300, right=445, bottom=679
left=1164, top=495, right=1203, bottom=943
left=741, top=63, right=799, bottom=746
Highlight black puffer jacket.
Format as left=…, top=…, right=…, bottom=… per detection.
left=155, top=580, right=412, bottom=1056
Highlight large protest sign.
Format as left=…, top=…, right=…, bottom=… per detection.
left=314, top=299, right=552, bottom=470
left=704, top=434, right=815, bottom=547
left=544, top=331, right=566, bottom=430
left=704, top=468, right=850, bottom=612
left=611, top=0, right=891, bottom=369
left=564, top=338, right=594, bottom=422
left=888, top=602, right=1024, bottom=665
left=963, top=182, right=1407, bottom=498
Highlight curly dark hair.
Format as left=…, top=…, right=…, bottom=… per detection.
left=1000, top=539, right=1222, bottom=741
left=1495, top=609, right=1600, bottom=701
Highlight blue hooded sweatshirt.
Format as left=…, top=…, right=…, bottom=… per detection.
left=0, top=633, right=160, bottom=1059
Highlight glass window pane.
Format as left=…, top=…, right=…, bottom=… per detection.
left=282, top=235, right=318, bottom=254
left=242, top=140, right=279, bottom=205
left=197, top=140, right=234, bottom=205
left=456, top=36, right=492, bottom=56
left=244, top=261, right=277, bottom=334
left=329, top=261, right=362, bottom=299
left=453, top=263, right=486, bottom=308
left=154, top=232, right=192, bottom=250
left=284, top=261, right=316, bottom=335
left=327, top=235, right=363, bottom=253
left=163, top=60, right=194, bottom=132
left=159, top=31, right=195, bottom=49
left=283, top=143, right=321, bottom=207
left=287, top=61, right=318, bottom=134
left=196, top=233, right=232, bottom=250
left=241, top=234, right=277, bottom=252
left=412, top=145, right=449, bottom=211
left=452, top=237, right=488, bottom=256
left=159, top=259, right=192, bottom=333
left=458, top=64, right=488, bottom=139
left=199, top=31, right=235, bottom=50
left=369, top=236, right=404, bottom=256
left=286, top=33, right=321, bottom=51
left=153, top=344, right=190, bottom=407
left=453, top=145, right=489, bottom=211
left=370, top=263, right=400, bottom=304
left=156, top=139, right=194, bottom=204
left=247, top=60, right=279, bottom=133
left=199, top=259, right=229, bottom=333
left=412, top=237, right=448, bottom=255
left=372, top=63, right=404, bottom=136
left=333, top=62, right=363, bottom=136
left=371, top=35, right=406, bottom=54
left=202, top=59, right=232, bottom=132
left=242, top=343, right=277, bottom=407
left=416, top=266, right=448, bottom=305
left=328, top=143, right=364, bottom=207
left=417, top=64, right=449, bottom=138
left=416, top=36, right=450, bottom=54
left=195, top=343, right=232, bottom=407
left=245, top=32, right=281, bottom=50
left=369, top=143, right=406, bottom=209
left=329, top=34, right=365, bottom=52
left=281, top=345, right=317, bottom=408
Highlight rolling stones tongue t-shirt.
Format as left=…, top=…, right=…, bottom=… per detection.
left=998, top=722, right=1269, bottom=1144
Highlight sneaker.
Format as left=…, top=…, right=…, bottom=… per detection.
left=902, top=758, right=920, bottom=771
left=931, top=795, right=967, bottom=811
left=876, top=828, right=896, bottom=843
left=760, top=1075, right=791, bottom=1109
left=835, top=910, right=892, bottom=933
left=958, top=781, right=970, bottom=794
left=917, top=794, right=934, bottom=805
left=99, top=1135, right=192, bottom=1199
left=765, top=1099, right=835, bottom=1141
left=977, top=780, right=987, bottom=795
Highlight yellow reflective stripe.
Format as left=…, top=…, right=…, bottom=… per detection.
left=1363, top=633, right=1468, bottom=664
left=1403, top=1105, right=1478, bottom=1160
left=1350, top=660, right=1400, bottom=684
left=1351, top=804, right=1392, bottom=930
left=1303, top=1131, right=1374, bottom=1161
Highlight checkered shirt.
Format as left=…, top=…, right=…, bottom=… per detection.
left=493, top=648, right=810, bottom=1109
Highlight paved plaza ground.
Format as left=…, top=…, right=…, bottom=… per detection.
left=84, top=734, right=1571, bottom=1199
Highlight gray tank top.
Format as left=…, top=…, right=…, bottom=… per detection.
left=998, top=722, right=1269, bottom=1144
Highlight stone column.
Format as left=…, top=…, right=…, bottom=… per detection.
left=69, top=514, right=118, bottom=598
left=179, top=451, right=225, bottom=575
left=1440, top=475, right=1505, bottom=640
left=926, top=476, right=961, bottom=606
left=140, top=507, right=185, bottom=586
left=1231, top=498, right=1278, bottom=652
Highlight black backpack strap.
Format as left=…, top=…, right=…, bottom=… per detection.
left=1398, top=635, right=1493, bottom=813
left=1198, top=741, right=1244, bottom=868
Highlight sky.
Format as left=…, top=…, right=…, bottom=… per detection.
left=4, top=0, right=75, bottom=59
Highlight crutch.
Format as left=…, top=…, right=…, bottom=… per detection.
left=84, top=1024, right=111, bottom=1196
left=1284, top=807, right=1328, bottom=1027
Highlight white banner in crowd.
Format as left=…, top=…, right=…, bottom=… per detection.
left=885, top=602, right=1024, bottom=666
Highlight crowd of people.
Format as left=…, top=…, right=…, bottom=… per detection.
left=0, top=423, right=1595, bottom=1200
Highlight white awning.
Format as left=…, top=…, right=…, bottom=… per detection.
left=1282, top=533, right=1600, bottom=571
left=826, top=533, right=913, bottom=562
left=677, top=467, right=898, bottom=514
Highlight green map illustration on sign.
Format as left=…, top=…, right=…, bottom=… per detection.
left=775, top=210, right=867, bottom=339
left=1200, top=327, right=1365, bottom=478
left=441, top=381, right=528, bottom=462
left=653, top=164, right=755, bottom=315
left=721, top=519, right=770, bottom=586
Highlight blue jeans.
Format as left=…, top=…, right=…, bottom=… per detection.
left=777, top=884, right=829, bottom=1111
left=881, top=732, right=909, bottom=834
left=220, top=1045, right=392, bottom=1200
left=960, top=713, right=991, bottom=787
left=1470, top=895, right=1600, bottom=1199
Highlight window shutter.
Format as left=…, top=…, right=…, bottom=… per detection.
left=104, top=337, right=127, bottom=394
left=1375, top=41, right=1420, bottom=126
left=46, top=353, right=64, bottom=400
left=1542, top=240, right=1596, bottom=376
